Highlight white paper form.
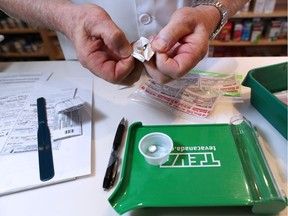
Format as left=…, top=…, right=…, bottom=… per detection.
left=0, top=71, right=52, bottom=86
left=0, top=72, right=52, bottom=151
left=0, top=83, right=76, bottom=154
left=0, top=77, right=93, bottom=196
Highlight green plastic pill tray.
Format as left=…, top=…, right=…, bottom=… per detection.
left=108, top=117, right=287, bottom=215
left=242, top=62, right=287, bottom=139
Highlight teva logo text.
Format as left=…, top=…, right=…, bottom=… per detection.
left=160, top=151, right=221, bottom=168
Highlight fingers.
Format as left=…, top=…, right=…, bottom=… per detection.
left=69, top=4, right=140, bottom=85
left=120, top=61, right=144, bottom=86
left=158, top=37, right=208, bottom=73
left=81, top=6, right=132, bottom=58
left=147, top=32, right=208, bottom=84
left=94, top=56, right=142, bottom=85
left=68, top=5, right=211, bottom=85
left=88, top=22, right=132, bottom=58
left=81, top=48, right=137, bottom=84
left=151, top=7, right=195, bottom=53
left=146, top=7, right=210, bottom=84
left=144, top=59, right=174, bottom=84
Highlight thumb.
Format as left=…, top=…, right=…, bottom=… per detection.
left=152, top=8, right=195, bottom=53
left=103, top=27, right=132, bottom=58
left=151, top=22, right=186, bottom=53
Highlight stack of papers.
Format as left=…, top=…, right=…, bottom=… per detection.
left=0, top=71, right=93, bottom=196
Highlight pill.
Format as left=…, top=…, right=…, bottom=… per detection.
left=148, top=145, right=157, bottom=153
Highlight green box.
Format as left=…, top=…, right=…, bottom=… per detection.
left=242, top=62, right=287, bottom=139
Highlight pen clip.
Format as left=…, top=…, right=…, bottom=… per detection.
left=103, top=157, right=118, bottom=190
left=108, top=158, right=118, bottom=189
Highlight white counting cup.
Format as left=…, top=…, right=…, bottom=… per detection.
left=138, top=132, right=173, bottom=166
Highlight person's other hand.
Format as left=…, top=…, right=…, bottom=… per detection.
left=145, top=6, right=220, bottom=83
left=63, top=4, right=142, bottom=85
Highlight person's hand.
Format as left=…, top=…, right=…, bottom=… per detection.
left=62, top=4, right=142, bottom=85
left=144, top=6, right=220, bottom=83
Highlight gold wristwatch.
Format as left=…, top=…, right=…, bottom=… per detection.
left=192, top=0, right=229, bottom=40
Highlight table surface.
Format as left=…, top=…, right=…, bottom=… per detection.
left=0, top=57, right=287, bottom=216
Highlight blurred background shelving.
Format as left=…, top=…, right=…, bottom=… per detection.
left=209, top=0, right=287, bottom=57
left=0, top=11, right=64, bottom=61
left=0, top=0, right=287, bottom=61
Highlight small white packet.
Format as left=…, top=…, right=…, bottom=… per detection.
left=132, top=37, right=155, bottom=62
left=54, top=96, right=85, bottom=113
left=52, top=109, right=82, bottom=141
left=53, top=97, right=85, bottom=141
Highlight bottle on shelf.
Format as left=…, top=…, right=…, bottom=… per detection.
left=0, top=11, right=64, bottom=61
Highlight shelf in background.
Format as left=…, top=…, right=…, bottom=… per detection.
left=0, top=52, right=48, bottom=58
left=234, top=10, right=287, bottom=18
left=210, top=39, right=287, bottom=47
left=1, top=28, right=39, bottom=34
left=0, top=10, right=64, bottom=61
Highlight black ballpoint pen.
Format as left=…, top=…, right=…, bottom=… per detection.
left=37, top=97, right=55, bottom=181
left=103, top=117, right=126, bottom=190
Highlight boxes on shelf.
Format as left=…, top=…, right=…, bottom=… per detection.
left=0, top=35, right=44, bottom=54
left=216, top=18, right=287, bottom=43
left=250, top=18, right=264, bottom=43
left=266, top=20, right=282, bottom=41
left=241, top=1, right=251, bottom=12
left=253, top=0, right=266, bottom=13
left=252, top=0, right=277, bottom=14
left=236, top=1, right=251, bottom=15
left=279, top=20, right=288, bottom=39
left=0, top=16, right=31, bottom=29
left=232, top=22, right=243, bottom=41
left=219, top=21, right=233, bottom=41
left=241, top=20, right=253, bottom=41
left=264, top=0, right=277, bottom=13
